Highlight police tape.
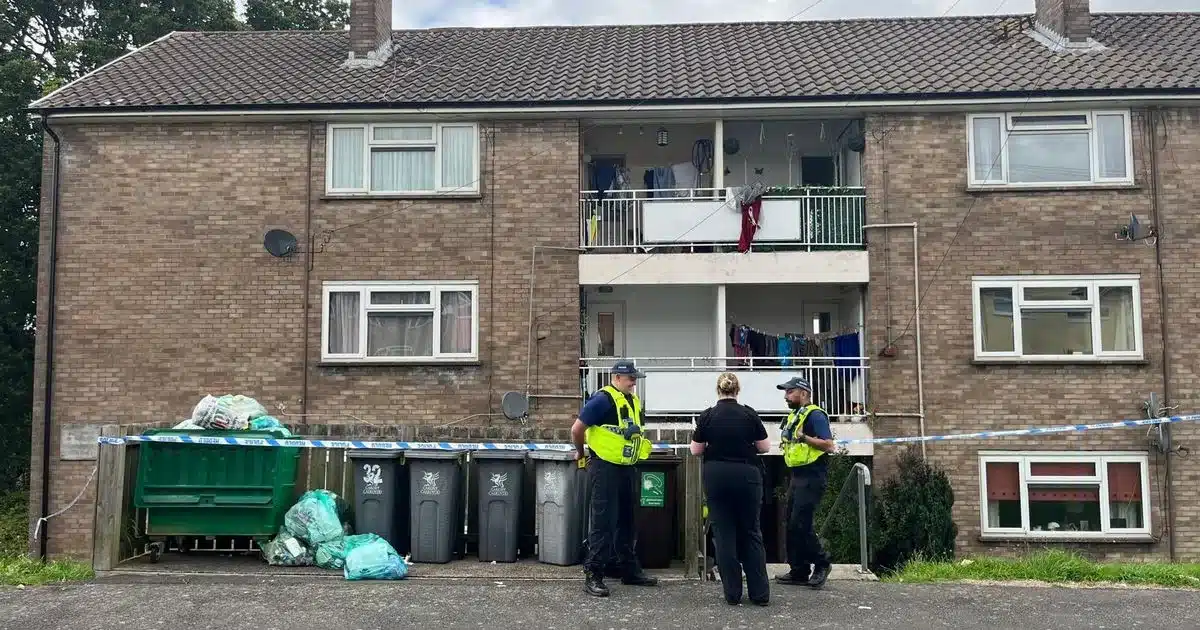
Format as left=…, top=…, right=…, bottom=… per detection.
left=94, top=413, right=1200, bottom=451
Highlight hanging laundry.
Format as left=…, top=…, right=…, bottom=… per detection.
left=777, top=336, right=793, bottom=367
left=671, top=161, right=701, bottom=192
left=730, top=325, right=751, bottom=366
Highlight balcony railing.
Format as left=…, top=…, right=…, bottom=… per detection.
left=580, top=356, right=869, bottom=419
left=579, top=186, right=866, bottom=252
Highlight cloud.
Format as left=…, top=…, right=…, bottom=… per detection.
left=235, top=1, right=1200, bottom=28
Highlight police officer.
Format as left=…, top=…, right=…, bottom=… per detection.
left=570, top=360, right=658, bottom=597
left=774, top=377, right=836, bottom=588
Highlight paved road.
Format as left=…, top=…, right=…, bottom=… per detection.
left=0, top=574, right=1189, bottom=630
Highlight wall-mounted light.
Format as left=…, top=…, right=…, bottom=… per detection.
left=656, top=127, right=669, bottom=147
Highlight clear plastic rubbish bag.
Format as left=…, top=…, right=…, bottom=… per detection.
left=343, top=534, right=409, bottom=581
left=283, top=490, right=345, bottom=546
left=262, top=532, right=313, bottom=567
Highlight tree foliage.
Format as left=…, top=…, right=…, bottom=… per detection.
left=0, top=0, right=348, bottom=491
left=246, top=0, right=348, bottom=31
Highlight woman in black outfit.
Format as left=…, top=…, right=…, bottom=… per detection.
left=690, top=372, right=772, bottom=606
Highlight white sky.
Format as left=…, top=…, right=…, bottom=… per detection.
left=234, top=0, right=1200, bottom=28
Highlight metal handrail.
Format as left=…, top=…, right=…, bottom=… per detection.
left=817, top=462, right=873, bottom=573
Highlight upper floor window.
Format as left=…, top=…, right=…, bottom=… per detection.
left=326, top=123, right=479, bottom=195
left=972, top=275, right=1142, bottom=362
left=967, top=111, right=1133, bottom=187
left=322, top=281, right=478, bottom=363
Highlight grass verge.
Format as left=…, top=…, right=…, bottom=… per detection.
left=887, top=550, right=1200, bottom=589
left=0, top=491, right=94, bottom=586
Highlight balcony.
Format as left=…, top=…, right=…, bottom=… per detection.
left=580, top=356, right=873, bottom=456
left=578, top=186, right=866, bottom=252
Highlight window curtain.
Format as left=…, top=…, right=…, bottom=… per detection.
left=371, top=148, right=435, bottom=192
left=440, top=291, right=473, bottom=354
left=330, top=128, right=365, bottom=189
left=1095, top=114, right=1127, bottom=179
left=1100, top=286, right=1135, bottom=351
left=441, top=126, right=475, bottom=189
left=328, top=292, right=361, bottom=354
left=971, top=117, right=1002, bottom=181
left=367, top=292, right=433, bottom=356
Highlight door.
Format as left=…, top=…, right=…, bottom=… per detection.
left=587, top=302, right=626, bottom=391
left=800, top=156, right=837, bottom=187
left=803, top=302, right=840, bottom=336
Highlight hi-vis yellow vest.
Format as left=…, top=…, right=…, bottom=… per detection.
left=585, top=386, right=652, bottom=466
left=780, top=404, right=826, bottom=468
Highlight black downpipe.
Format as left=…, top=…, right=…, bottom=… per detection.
left=1147, top=110, right=1176, bottom=561
left=38, top=117, right=62, bottom=561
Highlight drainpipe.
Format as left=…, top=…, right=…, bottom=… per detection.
left=1146, top=110, right=1176, bottom=561
left=863, top=222, right=926, bottom=458
left=37, top=116, right=63, bottom=561
left=300, top=122, right=314, bottom=423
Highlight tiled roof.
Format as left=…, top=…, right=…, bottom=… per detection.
left=31, top=13, right=1200, bottom=111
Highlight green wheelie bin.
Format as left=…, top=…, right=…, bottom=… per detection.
left=133, top=428, right=300, bottom=561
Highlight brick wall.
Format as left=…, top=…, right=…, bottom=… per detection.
left=29, top=119, right=583, bottom=558
left=349, top=0, right=391, bottom=57
left=863, top=108, right=1200, bottom=561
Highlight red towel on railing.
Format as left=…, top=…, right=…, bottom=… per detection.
left=737, top=198, right=762, bottom=253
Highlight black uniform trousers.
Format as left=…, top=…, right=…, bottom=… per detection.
left=787, top=464, right=831, bottom=577
left=703, top=460, right=769, bottom=604
left=584, top=457, right=641, bottom=576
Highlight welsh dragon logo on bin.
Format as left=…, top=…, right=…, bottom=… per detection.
left=488, top=472, right=509, bottom=497
left=420, top=471, right=440, bottom=496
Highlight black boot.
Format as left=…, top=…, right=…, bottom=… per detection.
left=774, top=570, right=809, bottom=585
left=584, top=572, right=610, bottom=597
left=808, top=563, right=831, bottom=589
left=621, top=571, right=658, bottom=587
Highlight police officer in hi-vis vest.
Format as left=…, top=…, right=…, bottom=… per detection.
left=774, top=376, right=837, bottom=588
left=570, top=360, right=659, bottom=597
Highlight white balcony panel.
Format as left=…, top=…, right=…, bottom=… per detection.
left=579, top=250, right=869, bottom=285
left=642, top=198, right=803, bottom=243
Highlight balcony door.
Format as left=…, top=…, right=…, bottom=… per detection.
left=586, top=302, right=626, bottom=392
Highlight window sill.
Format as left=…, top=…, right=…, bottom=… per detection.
left=322, top=193, right=483, bottom=201
left=966, top=183, right=1139, bottom=194
left=318, top=360, right=482, bottom=368
left=979, top=533, right=1156, bottom=544
left=971, top=357, right=1148, bottom=367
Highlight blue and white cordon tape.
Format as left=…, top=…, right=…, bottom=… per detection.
left=95, top=413, right=1200, bottom=451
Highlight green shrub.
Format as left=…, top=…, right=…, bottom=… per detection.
left=0, top=491, right=29, bottom=558
left=870, top=448, right=957, bottom=572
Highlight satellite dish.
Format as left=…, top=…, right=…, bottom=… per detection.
left=501, top=392, right=529, bottom=421
left=264, top=229, right=298, bottom=257
left=723, top=137, right=740, bottom=156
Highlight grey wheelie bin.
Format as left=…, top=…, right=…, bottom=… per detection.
left=348, top=450, right=410, bottom=555
left=473, top=450, right=526, bottom=562
left=407, top=450, right=466, bottom=564
left=531, top=450, right=587, bottom=566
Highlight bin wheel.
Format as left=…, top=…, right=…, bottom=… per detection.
left=149, top=543, right=164, bottom=564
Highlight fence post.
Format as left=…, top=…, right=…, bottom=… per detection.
left=682, top=451, right=702, bottom=579
left=92, top=424, right=125, bottom=573
left=853, top=462, right=872, bottom=573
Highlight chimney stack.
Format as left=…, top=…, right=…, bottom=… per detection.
left=349, top=0, right=392, bottom=62
left=1034, top=0, right=1092, bottom=44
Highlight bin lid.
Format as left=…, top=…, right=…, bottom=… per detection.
left=404, top=449, right=466, bottom=461
left=348, top=450, right=403, bottom=460
left=142, top=428, right=292, bottom=439
left=529, top=450, right=577, bottom=462
left=472, top=449, right=528, bottom=460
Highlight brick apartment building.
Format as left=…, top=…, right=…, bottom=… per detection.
left=26, top=0, right=1200, bottom=563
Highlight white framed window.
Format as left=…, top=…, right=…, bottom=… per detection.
left=321, top=281, right=479, bottom=363
left=966, top=110, right=1133, bottom=187
left=979, top=452, right=1151, bottom=539
left=326, top=123, right=480, bottom=195
left=972, top=275, right=1142, bottom=362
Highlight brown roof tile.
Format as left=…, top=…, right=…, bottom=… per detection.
left=31, top=13, right=1200, bottom=111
